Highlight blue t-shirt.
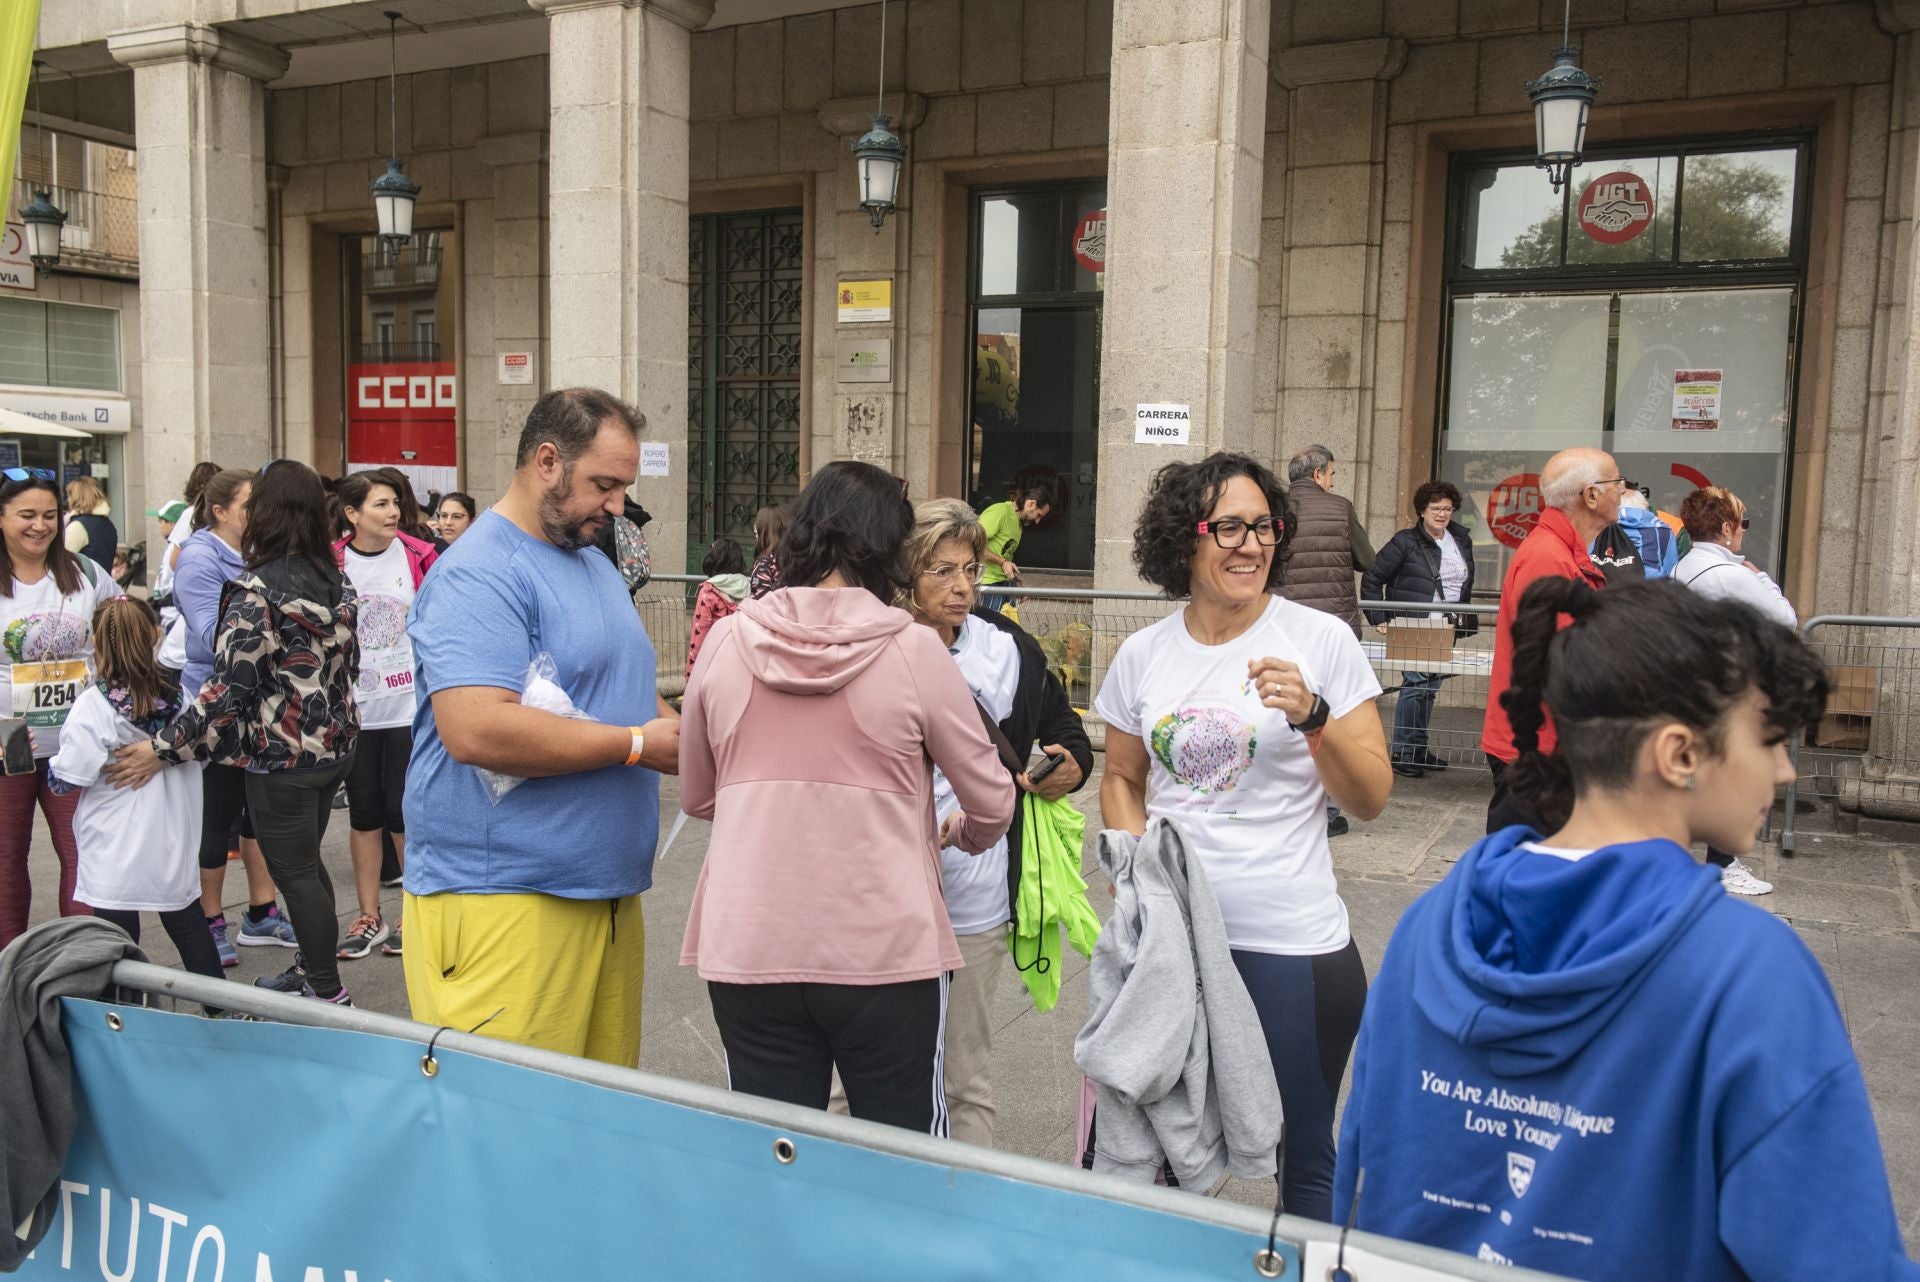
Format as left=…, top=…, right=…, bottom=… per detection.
left=404, top=510, right=659, bottom=899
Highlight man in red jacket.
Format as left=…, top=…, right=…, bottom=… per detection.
left=1482, top=446, right=1621, bottom=833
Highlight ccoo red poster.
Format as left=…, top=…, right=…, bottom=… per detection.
left=347, top=363, right=457, bottom=491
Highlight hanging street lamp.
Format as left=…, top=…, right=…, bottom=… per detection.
left=850, top=0, right=905, bottom=231
left=18, top=61, right=66, bottom=270
left=370, top=11, right=420, bottom=250
left=1525, top=2, right=1598, bottom=194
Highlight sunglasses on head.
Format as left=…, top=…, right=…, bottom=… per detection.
left=1, top=467, right=55, bottom=484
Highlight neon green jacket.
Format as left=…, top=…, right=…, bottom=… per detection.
left=1009, top=791, right=1102, bottom=1012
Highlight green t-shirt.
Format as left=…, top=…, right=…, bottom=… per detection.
left=979, top=501, right=1021, bottom=585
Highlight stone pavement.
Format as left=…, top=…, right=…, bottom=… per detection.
left=21, top=759, right=1920, bottom=1237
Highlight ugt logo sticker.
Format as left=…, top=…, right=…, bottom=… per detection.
left=1507, top=1151, right=1536, bottom=1199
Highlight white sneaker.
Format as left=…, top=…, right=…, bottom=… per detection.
left=1720, top=859, right=1774, bottom=896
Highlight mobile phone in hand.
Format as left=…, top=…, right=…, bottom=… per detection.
left=1026, top=752, right=1065, bottom=785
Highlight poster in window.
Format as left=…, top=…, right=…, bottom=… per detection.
left=1671, top=369, right=1724, bottom=431
left=1577, top=171, right=1655, bottom=245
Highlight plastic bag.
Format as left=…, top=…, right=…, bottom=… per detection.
left=476, top=653, right=590, bottom=804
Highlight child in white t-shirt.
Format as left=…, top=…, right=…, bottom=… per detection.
left=49, top=598, right=221, bottom=980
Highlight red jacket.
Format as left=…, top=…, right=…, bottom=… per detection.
left=1480, top=507, right=1607, bottom=763
left=331, top=531, right=438, bottom=589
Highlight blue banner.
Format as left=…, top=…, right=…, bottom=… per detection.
left=18, top=999, right=1297, bottom=1282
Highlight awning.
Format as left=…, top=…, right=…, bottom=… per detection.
left=0, top=386, right=132, bottom=434
left=0, top=406, right=91, bottom=439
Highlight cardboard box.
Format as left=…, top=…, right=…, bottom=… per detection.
left=1813, top=665, right=1877, bottom=750
left=1384, top=618, right=1453, bottom=667
left=1815, top=714, right=1871, bottom=751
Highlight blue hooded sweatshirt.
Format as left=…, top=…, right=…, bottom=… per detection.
left=1616, top=505, right=1678, bottom=578
left=1334, top=828, right=1916, bottom=1281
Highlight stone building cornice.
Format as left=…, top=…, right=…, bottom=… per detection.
left=1272, top=37, right=1407, bottom=89
left=106, top=24, right=291, bottom=82
left=526, top=0, right=715, bottom=30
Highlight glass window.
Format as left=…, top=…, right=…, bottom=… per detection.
left=1679, top=148, right=1796, bottom=262
left=1446, top=293, right=1611, bottom=452
left=968, top=181, right=1105, bottom=572
left=0, top=297, right=120, bottom=392
left=1459, top=165, right=1566, bottom=271
left=1564, top=154, right=1678, bottom=267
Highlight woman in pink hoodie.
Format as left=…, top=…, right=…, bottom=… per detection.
left=679, top=461, right=1015, bottom=1135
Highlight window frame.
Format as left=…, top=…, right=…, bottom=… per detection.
left=1436, top=132, right=1816, bottom=588
left=0, top=296, right=124, bottom=394
left=963, top=180, right=1107, bottom=575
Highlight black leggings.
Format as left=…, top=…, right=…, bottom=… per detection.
left=245, top=759, right=352, bottom=996
left=94, top=906, right=224, bottom=981
left=198, top=763, right=257, bottom=872
left=1232, top=940, right=1369, bottom=1223
left=707, top=976, right=948, bottom=1135
left=345, top=726, right=411, bottom=833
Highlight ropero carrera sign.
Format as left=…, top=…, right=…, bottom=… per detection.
left=1577, top=171, right=1654, bottom=245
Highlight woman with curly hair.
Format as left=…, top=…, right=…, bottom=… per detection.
left=1093, top=451, right=1391, bottom=1220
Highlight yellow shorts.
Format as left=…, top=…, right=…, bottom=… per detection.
left=402, top=890, right=645, bottom=1067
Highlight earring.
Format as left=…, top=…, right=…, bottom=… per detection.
left=1681, top=776, right=1697, bottom=792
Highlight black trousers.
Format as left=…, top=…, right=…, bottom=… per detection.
left=245, top=759, right=353, bottom=995
left=1232, top=940, right=1369, bottom=1223
left=198, top=762, right=257, bottom=872
left=93, top=905, right=224, bottom=981
left=707, top=977, right=948, bottom=1135
left=346, top=726, right=411, bottom=833
left=1485, top=754, right=1548, bottom=835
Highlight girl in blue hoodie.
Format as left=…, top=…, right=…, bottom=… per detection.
left=1334, top=576, right=1916, bottom=1282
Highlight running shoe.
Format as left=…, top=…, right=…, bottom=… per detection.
left=1327, top=814, right=1351, bottom=838
left=254, top=957, right=308, bottom=993
left=381, top=927, right=403, bottom=957
left=206, top=914, right=238, bottom=968
left=236, top=905, right=299, bottom=948
left=336, top=914, right=388, bottom=960
left=1720, top=859, right=1774, bottom=896
left=303, top=984, right=354, bottom=1007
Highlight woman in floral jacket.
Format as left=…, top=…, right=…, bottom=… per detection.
left=110, top=460, right=362, bottom=1005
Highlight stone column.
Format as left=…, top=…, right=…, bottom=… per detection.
left=1093, top=0, right=1271, bottom=586
left=532, top=0, right=713, bottom=581
left=107, top=25, right=288, bottom=502
left=1270, top=37, right=1405, bottom=532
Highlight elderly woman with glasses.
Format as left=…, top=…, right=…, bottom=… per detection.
left=1360, top=480, right=1478, bottom=779
left=896, top=497, right=1091, bottom=1147
left=1093, top=452, right=1391, bottom=1221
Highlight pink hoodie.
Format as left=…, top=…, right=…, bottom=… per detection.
left=678, top=586, right=1016, bottom=984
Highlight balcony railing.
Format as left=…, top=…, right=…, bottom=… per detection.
left=361, top=244, right=442, bottom=292
left=9, top=179, right=139, bottom=276
left=356, top=341, right=441, bottom=363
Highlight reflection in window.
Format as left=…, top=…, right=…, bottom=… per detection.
left=1460, top=166, right=1564, bottom=271
left=1680, top=149, right=1795, bottom=261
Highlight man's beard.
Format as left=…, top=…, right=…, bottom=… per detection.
left=538, top=470, right=605, bottom=551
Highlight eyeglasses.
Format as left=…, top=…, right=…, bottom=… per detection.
left=1424, top=505, right=1456, bottom=517
left=921, top=561, right=984, bottom=585
left=1196, top=516, right=1284, bottom=549
left=1740, top=517, right=1751, bottom=529
left=1589, top=476, right=1633, bottom=491
left=1, top=467, right=54, bottom=484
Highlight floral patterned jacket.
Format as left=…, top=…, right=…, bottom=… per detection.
left=157, top=556, right=361, bottom=771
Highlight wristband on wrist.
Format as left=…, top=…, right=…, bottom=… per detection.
left=625, top=726, right=646, bottom=767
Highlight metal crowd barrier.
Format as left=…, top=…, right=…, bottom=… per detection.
left=1781, top=615, right=1920, bottom=854
left=639, top=576, right=1504, bottom=770
left=78, top=961, right=1569, bottom=1282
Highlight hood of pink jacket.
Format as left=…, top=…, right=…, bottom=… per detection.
left=734, top=587, right=913, bottom=695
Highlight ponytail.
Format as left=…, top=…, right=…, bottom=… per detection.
left=1500, top=576, right=1600, bottom=831
left=1496, top=576, right=1828, bottom=830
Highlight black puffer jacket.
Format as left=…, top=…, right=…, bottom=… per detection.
left=1360, top=521, right=1479, bottom=637
left=968, top=608, right=1094, bottom=920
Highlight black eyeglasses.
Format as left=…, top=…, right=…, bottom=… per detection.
left=1, top=467, right=54, bottom=484
left=1589, top=476, right=1633, bottom=490
left=1196, top=516, right=1284, bottom=549
left=1740, top=517, right=1751, bottom=529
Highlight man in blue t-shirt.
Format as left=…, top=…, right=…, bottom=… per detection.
left=404, top=388, right=680, bottom=1066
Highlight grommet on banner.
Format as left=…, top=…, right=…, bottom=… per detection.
left=772, top=1138, right=797, bottom=1165
left=104, top=1012, right=123, bottom=1032
left=1250, top=1247, right=1284, bottom=1278
left=420, top=1008, right=504, bottom=1079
